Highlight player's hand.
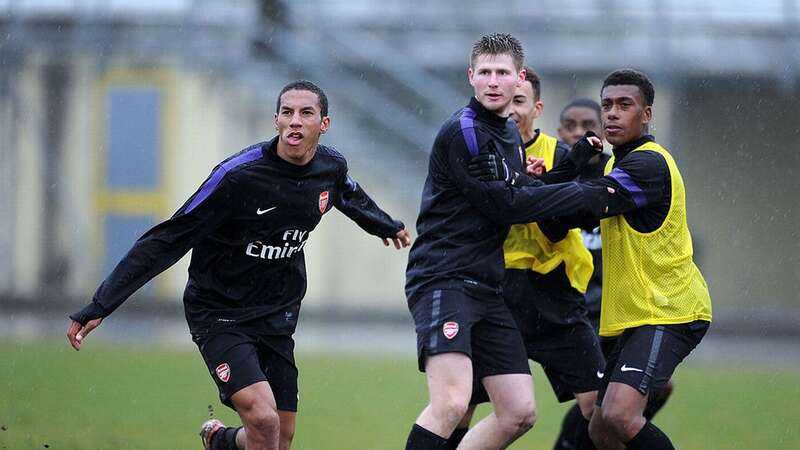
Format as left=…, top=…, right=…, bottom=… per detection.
left=468, top=154, right=519, bottom=185
left=383, top=229, right=412, bottom=249
left=526, top=157, right=545, bottom=176
left=568, top=131, right=604, bottom=168
left=67, top=317, right=103, bottom=351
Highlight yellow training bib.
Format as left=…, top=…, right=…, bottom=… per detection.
left=599, top=141, right=712, bottom=336
left=504, top=131, right=594, bottom=293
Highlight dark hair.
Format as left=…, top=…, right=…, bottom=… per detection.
left=276, top=80, right=329, bottom=117
left=522, top=66, right=541, bottom=101
left=601, top=69, right=655, bottom=106
left=470, top=33, right=524, bottom=71
left=559, top=97, right=601, bottom=122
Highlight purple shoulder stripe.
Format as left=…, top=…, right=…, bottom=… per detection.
left=459, top=107, right=480, bottom=157
left=184, top=146, right=263, bottom=214
left=608, top=167, right=648, bottom=208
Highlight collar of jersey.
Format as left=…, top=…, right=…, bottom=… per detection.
left=265, top=136, right=318, bottom=173
left=468, top=96, right=510, bottom=129
left=612, top=134, right=655, bottom=161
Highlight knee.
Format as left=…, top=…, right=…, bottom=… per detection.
left=501, top=400, right=537, bottom=433
left=243, top=406, right=281, bottom=435
left=439, top=397, right=470, bottom=425
left=517, top=407, right=537, bottom=432
left=600, top=405, right=635, bottom=437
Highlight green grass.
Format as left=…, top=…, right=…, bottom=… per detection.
left=1, top=340, right=798, bottom=449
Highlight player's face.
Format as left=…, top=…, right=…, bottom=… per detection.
left=274, top=89, right=330, bottom=165
left=601, top=85, right=651, bottom=147
left=509, top=81, right=543, bottom=134
left=468, top=53, right=524, bottom=116
left=558, top=106, right=602, bottom=146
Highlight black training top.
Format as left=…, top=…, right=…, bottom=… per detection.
left=71, top=137, right=404, bottom=336
left=405, top=97, right=607, bottom=301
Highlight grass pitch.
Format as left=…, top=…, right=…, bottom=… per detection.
left=1, top=340, right=798, bottom=449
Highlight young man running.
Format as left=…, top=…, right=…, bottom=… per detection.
left=67, top=80, right=411, bottom=450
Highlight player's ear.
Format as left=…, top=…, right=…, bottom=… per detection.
left=517, top=67, right=526, bottom=87
left=467, top=67, right=475, bottom=87
left=273, top=113, right=278, bottom=130
left=320, top=116, right=331, bottom=134
left=533, top=100, right=544, bottom=119
left=642, top=105, right=653, bottom=125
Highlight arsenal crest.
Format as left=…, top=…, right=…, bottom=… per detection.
left=215, top=363, right=231, bottom=383
left=442, top=321, right=459, bottom=340
left=319, top=191, right=329, bottom=214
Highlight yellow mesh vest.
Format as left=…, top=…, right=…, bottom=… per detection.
left=599, top=141, right=712, bottom=336
left=503, top=132, right=594, bottom=293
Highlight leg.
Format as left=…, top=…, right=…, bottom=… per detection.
left=457, top=405, right=476, bottom=429
left=643, top=379, right=673, bottom=420
left=406, top=289, right=482, bottom=449
left=277, top=411, right=296, bottom=450
left=553, top=403, right=585, bottom=450
left=258, top=336, right=300, bottom=450
left=196, top=332, right=274, bottom=450
left=587, top=404, right=625, bottom=450
left=574, top=391, right=598, bottom=420
left=415, top=352, right=474, bottom=437
left=219, top=396, right=292, bottom=449
left=592, top=322, right=708, bottom=450
left=230, top=381, right=281, bottom=450
left=458, top=373, right=536, bottom=449
left=598, top=382, right=648, bottom=442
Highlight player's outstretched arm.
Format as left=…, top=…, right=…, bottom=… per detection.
left=66, top=168, right=236, bottom=349
left=449, top=132, right=612, bottom=225
left=332, top=165, right=408, bottom=246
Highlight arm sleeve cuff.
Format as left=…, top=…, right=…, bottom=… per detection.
left=69, top=301, right=107, bottom=326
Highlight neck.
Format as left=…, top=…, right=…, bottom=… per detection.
left=476, top=96, right=511, bottom=118
left=276, top=141, right=316, bottom=166
left=520, top=123, right=536, bottom=143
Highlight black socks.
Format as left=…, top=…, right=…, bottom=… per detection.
left=406, top=424, right=448, bottom=450
left=445, top=427, right=468, bottom=450
left=626, top=421, right=675, bottom=450
left=211, top=426, right=242, bottom=450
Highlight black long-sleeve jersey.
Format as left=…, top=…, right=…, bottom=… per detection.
left=405, top=97, right=610, bottom=301
left=71, top=137, right=404, bottom=337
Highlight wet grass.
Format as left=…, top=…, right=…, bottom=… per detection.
left=1, top=340, right=798, bottom=449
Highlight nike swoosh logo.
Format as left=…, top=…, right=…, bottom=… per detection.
left=620, top=365, right=644, bottom=373
left=596, top=371, right=605, bottom=379
left=256, top=207, right=277, bottom=215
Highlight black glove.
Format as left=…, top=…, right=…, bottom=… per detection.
left=69, top=301, right=106, bottom=326
left=538, top=219, right=570, bottom=242
left=568, top=131, right=603, bottom=169
left=468, top=153, right=524, bottom=186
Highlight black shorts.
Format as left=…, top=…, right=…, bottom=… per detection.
left=194, top=331, right=299, bottom=412
left=409, top=288, right=530, bottom=379
left=473, top=268, right=605, bottom=403
left=597, top=321, right=710, bottom=405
